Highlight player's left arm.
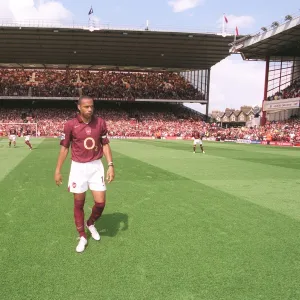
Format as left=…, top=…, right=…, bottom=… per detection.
left=103, top=144, right=115, bottom=183
left=100, top=119, right=115, bottom=183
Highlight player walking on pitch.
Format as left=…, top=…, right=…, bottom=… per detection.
left=54, top=96, right=115, bottom=253
left=193, top=131, right=205, bottom=154
left=8, top=127, right=17, bottom=148
left=24, top=127, right=33, bottom=150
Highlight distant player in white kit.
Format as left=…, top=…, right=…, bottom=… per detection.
left=193, top=131, right=205, bottom=153
left=8, top=127, right=17, bottom=148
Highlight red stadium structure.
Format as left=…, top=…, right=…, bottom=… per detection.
left=231, top=13, right=300, bottom=125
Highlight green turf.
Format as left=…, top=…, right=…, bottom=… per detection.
left=1, top=139, right=300, bottom=300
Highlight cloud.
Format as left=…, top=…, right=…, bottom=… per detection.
left=210, top=56, right=265, bottom=111
left=185, top=55, right=265, bottom=113
left=168, top=0, right=205, bottom=13
left=0, top=0, right=72, bottom=24
left=0, top=1, right=13, bottom=18
left=218, top=14, right=255, bottom=30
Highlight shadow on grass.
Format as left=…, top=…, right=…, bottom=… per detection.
left=94, top=213, right=128, bottom=238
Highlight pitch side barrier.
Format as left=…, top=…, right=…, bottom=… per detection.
left=223, top=139, right=297, bottom=147
left=50, top=135, right=299, bottom=147
left=108, top=136, right=298, bottom=146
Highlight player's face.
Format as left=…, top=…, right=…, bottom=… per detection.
left=78, top=99, right=94, bottom=119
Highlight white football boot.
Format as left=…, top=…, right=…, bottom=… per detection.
left=86, top=223, right=101, bottom=241
left=76, top=236, right=87, bottom=253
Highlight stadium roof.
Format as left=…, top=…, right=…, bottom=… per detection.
left=231, top=15, right=300, bottom=60
left=0, top=26, right=234, bottom=71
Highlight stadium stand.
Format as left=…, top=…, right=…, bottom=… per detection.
left=267, top=79, right=300, bottom=101
left=231, top=16, right=300, bottom=125
left=0, top=101, right=299, bottom=142
left=0, top=69, right=204, bottom=100
left=0, top=101, right=205, bottom=137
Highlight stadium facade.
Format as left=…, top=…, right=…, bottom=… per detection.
left=231, top=14, right=300, bottom=125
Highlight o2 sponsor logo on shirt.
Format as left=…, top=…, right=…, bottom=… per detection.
left=84, top=137, right=95, bottom=149
left=83, top=137, right=99, bottom=152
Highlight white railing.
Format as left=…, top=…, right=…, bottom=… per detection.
left=0, top=18, right=235, bottom=35
left=233, top=11, right=300, bottom=46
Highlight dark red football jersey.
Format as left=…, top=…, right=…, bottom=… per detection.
left=24, top=129, right=31, bottom=136
left=193, top=131, right=201, bottom=139
left=60, top=114, right=109, bottom=163
left=10, top=129, right=17, bottom=135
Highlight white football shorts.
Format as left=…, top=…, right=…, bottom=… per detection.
left=68, top=160, right=106, bottom=193
left=193, top=139, right=203, bottom=145
left=9, top=135, right=16, bottom=142
left=25, top=135, right=30, bottom=142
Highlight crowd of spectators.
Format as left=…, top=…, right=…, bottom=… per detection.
left=0, top=69, right=31, bottom=96
left=0, top=103, right=299, bottom=143
left=0, top=69, right=204, bottom=100
left=206, top=120, right=300, bottom=142
left=267, top=79, right=300, bottom=101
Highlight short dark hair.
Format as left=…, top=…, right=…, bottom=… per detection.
left=78, top=95, right=94, bottom=105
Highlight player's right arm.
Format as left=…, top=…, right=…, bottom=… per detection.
left=54, top=122, right=72, bottom=186
left=54, top=146, right=69, bottom=186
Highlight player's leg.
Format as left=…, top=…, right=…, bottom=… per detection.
left=8, top=137, right=11, bottom=148
left=13, top=137, right=16, bottom=148
left=87, top=190, right=106, bottom=241
left=25, top=136, right=32, bottom=150
left=68, top=161, right=89, bottom=252
left=73, top=193, right=87, bottom=238
left=199, top=141, right=205, bottom=153
left=200, top=144, right=205, bottom=153
left=193, top=140, right=196, bottom=153
left=87, top=161, right=106, bottom=240
left=25, top=141, right=33, bottom=149
left=73, top=192, right=88, bottom=253
left=88, top=191, right=106, bottom=227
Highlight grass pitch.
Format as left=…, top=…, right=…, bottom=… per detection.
left=1, top=138, right=300, bottom=300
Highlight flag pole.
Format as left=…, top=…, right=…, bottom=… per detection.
left=234, top=26, right=239, bottom=42
left=222, top=13, right=225, bottom=36
left=88, top=6, right=94, bottom=31
left=88, top=6, right=93, bottom=21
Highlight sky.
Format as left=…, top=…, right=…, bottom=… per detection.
left=0, top=0, right=299, bottom=113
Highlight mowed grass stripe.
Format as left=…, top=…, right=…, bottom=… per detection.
left=0, top=138, right=45, bottom=182
left=128, top=139, right=300, bottom=170
left=1, top=139, right=300, bottom=299
left=111, top=140, right=300, bottom=221
left=129, top=138, right=300, bottom=157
